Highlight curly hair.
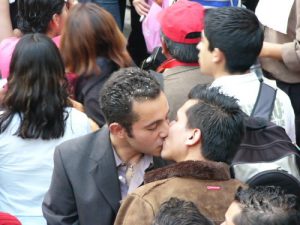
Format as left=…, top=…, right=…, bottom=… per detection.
left=233, top=186, right=300, bottom=225
left=99, top=67, right=161, bottom=136
left=0, top=33, right=71, bottom=139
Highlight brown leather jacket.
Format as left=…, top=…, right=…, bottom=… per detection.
left=114, top=160, right=245, bottom=225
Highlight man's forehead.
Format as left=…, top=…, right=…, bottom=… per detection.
left=181, top=99, right=199, bottom=112
left=131, top=93, right=168, bottom=121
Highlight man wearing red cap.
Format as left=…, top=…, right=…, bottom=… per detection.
left=156, top=0, right=212, bottom=120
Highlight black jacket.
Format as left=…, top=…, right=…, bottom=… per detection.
left=75, top=58, right=119, bottom=127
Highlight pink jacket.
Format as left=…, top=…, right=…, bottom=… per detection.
left=0, top=36, right=60, bottom=79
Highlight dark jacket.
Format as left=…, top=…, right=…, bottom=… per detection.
left=75, top=57, right=119, bottom=127
left=42, top=126, right=167, bottom=225
left=114, top=160, right=245, bottom=225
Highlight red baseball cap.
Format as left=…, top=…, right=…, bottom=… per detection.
left=158, top=0, right=205, bottom=44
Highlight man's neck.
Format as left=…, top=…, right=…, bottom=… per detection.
left=212, top=69, right=251, bottom=79
left=110, top=134, right=143, bottom=165
left=212, top=69, right=232, bottom=79
left=178, top=146, right=206, bottom=162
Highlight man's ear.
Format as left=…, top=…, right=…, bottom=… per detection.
left=185, top=128, right=201, bottom=146
left=48, top=13, right=61, bottom=34
left=109, top=123, right=126, bottom=138
left=212, top=48, right=225, bottom=64
left=161, top=37, right=171, bottom=58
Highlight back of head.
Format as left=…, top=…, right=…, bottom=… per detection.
left=188, top=84, right=245, bottom=164
left=1, top=33, right=69, bottom=139
left=152, top=197, right=214, bottom=225
left=234, top=186, right=300, bottom=225
left=159, top=0, right=204, bottom=62
left=100, top=67, right=161, bottom=135
left=61, top=3, right=132, bottom=75
left=204, top=7, right=264, bottom=73
left=17, top=0, right=65, bottom=34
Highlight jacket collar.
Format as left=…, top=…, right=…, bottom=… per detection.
left=88, top=126, right=122, bottom=214
left=144, top=160, right=231, bottom=184
left=157, top=58, right=199, bottom=73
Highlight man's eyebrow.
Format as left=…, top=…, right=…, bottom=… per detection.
left=145, top=110, right=169, bottom=127
left=145, top=120, right=160, bottom=128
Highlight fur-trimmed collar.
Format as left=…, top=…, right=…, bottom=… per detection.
left=144, top=160, right=231, bottom=184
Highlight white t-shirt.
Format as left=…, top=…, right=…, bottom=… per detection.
left=0, top=107, right=92, bottom=225
left=211, top=72, right=296, bottom=142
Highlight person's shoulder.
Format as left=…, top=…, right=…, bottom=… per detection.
left=0, top=36, right=19, bottom=48
left=131, top=178, right=172, bottom=199
left=163, top=66, right=200, bottom=77
left=64, top=107, right=92, bottom=133
left=263, top=77, right=293, bottom=104
left=56, top=128, right=105, bottom=156
left=67, top=107, right=89, bottom=121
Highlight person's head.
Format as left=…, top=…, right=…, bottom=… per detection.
left=159, top=0, right=204, bottom=63
left=222, top=186, right=300, bottom=225
left=61, top=3, right=132, bottom=76
left=0, top=33, right=70, bottom=139
left=162, top=84, right=244, bottom=164
left=17, top=0, right=69, bottom=36
left=100, top=67, right=169, bottom=156
left=153, top=197, right=214, bottom=225
left=198, top=7, right=264, bottom=76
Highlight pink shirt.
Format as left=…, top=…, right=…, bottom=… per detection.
left=0, top=36, right=61, bottom=79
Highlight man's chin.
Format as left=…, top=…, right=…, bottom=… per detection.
left=160, top=147, right=170, bottom=160
left=152, top=145, right=163, bottom=157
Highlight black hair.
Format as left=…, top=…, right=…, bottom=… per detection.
left=204, top=7, right=264, bottom=74
left=0, top=33, right=70, bottom=139
left=233, top=186, right=300, bottom=225
left=152, top=197, right=214, bottom=225
left=17, top=0, right=65, bottom=34
left=188, top=84, right=245, bottom=164
left=162, top=33, right=199, bottom=63
left=99, top=67, right=162, bottom=136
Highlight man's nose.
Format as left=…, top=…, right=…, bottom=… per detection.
left=159, top=119, right=169, bottom=138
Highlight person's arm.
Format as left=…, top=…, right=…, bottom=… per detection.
left=259, top=0, right=300, bottom=72
left=42, top=148, right=79, bottom=225
left=0, top=0, right=13, bottom=42
left=259, top=42, right=283, bottom=60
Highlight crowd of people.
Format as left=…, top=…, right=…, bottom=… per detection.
left=0, top=0, right=300, bottom=225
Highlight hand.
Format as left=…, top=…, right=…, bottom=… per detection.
left=133, top=0, right=150, bottom=16
left=69, top=98, right=85, bottom=112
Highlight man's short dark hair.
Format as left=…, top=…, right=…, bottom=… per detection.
left=188, top=84, right=245, bottom=164
left=233, top=186, right=300, bottom=225
left=162, top=33, right=199, bottom=63
left=204, top=7, right=264, bottom=74
left=152, top=197, right=214, bottom=225
left=100, top=67, right=162, bottom=136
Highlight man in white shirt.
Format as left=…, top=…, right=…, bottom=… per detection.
left=197, top=7, right=296, bottom=142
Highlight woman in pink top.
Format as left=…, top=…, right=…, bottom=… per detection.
left=0, top=0, right=70, bottom=79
